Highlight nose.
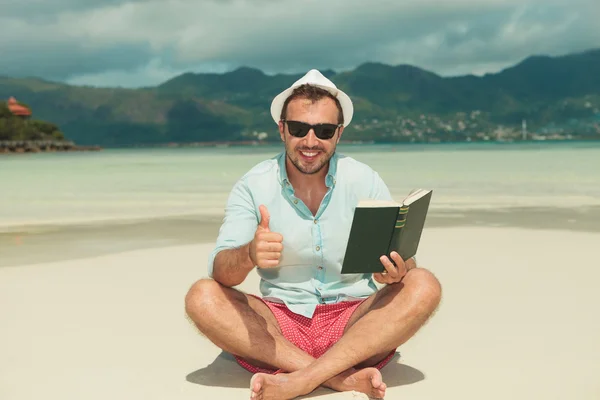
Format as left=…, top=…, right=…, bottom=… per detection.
left=304, top=129, right=319, bottom=146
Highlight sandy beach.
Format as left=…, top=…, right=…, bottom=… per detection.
left=1, top=226, right=599, bottom=400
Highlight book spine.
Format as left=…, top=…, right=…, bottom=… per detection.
left=388, top=206, right=409, bottom=259
left=395, top=206, right=409, bottom=229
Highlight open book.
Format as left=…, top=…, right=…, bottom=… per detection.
left=341, top=189, right=433, bottom=274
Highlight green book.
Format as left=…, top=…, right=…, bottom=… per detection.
left=341, top=189, right=433, bottom=274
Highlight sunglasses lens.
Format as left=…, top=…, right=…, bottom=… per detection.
left=316, top=125, right=337, bottom=139
left=287, top=121, right=309, bottom=137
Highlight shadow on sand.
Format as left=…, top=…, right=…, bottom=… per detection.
left=186, top=351, right=425, bottom=397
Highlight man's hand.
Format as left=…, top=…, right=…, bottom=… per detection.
left=373, top=251, right=417, bottom=285
left=249, top=205, right=284, bottom=268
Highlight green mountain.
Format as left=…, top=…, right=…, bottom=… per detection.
left=1, top=48, right=599, bottom=146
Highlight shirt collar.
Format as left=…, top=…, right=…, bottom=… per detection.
left=278, top=151, right=338, bottom=188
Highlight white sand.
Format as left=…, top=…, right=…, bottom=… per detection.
left=1, top=227, right=599, bottom=400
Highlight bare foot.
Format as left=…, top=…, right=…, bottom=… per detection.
left=250, top=371, right=313, bottom=400
left=325, top=367, right=386, bottom=399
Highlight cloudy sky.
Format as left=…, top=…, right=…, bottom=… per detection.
left=1, top=0, right=598, bottom=88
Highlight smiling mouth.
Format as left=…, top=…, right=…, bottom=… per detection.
left=300, top=150, right=319, bottom=157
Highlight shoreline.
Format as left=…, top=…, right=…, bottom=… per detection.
left=2, top=203, right=599, bottom=231
left=4, top=138, right=597, bottom=152
left=2, top=204, right=599, bottom=233
left=2, top=205, right=599, bottom=268
left=90, top=137, right=600, bottom=150
left=0, top=140, right=102, bottom=154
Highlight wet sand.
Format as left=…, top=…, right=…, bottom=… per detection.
left=2, top=205, right=600, bottom=268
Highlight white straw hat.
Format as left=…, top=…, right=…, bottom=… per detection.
left=270, top=69, right=353, bottom=127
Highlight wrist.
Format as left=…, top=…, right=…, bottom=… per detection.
left=372, top=278, right=387, bottom=290
left=245, top=242, right=256, bottom=270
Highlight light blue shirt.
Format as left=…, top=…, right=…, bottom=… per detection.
left=207, top=151, right=393, bottom=318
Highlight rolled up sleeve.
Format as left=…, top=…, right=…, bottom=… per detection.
left=207, top=178, right=258, bottom=277
left=369, top=170, right=393, bottom=201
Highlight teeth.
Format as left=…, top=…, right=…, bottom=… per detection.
left=301, top=151, right=318, bottom=157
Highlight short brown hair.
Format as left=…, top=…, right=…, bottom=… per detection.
left=279, top=84, right=344, bottom=125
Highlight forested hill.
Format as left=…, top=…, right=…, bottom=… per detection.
left=1, top=48, right=599, bottom=146
left=0, top=100, right=65, bottom=142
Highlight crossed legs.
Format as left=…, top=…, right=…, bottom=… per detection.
left=184, top=268, right=441, bottom=399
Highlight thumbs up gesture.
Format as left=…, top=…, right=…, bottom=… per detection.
left=249, top=205, right=284, bottom=269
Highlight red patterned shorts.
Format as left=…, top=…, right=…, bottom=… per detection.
left=234, top=296, right=396, bottom=374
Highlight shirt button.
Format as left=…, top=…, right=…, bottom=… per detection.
left=293, top=199, right=298, bottom=204
left=313, top=219, right=318, bottom=224
left=317, top=265, right=323, bottom=270
left=316, top=245, right=320, bottom=251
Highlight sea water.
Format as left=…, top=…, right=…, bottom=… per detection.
left=1, top=141, right=599, bottom=266
left=1, top=141, right=599, bottom=228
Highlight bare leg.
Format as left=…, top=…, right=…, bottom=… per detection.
left=249, top=267, right=442, bottom=400
left=184, top=279, right=386, bottom=397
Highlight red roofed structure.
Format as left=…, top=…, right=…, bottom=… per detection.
left=7, top=97, right=32, bottom=117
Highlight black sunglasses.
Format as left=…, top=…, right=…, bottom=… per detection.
left=282, top=120, right=342, bottom=140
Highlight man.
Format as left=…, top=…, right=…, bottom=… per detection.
left=184, top=69, right=442, bottom=400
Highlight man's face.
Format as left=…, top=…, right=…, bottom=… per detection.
left=278, top=96, right=343, bottom=175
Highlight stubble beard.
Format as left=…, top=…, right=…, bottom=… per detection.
left=284, top=138, right=335, bottom=175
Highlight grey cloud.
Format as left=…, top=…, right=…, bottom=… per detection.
left=179, top=2, right=597, bottom=76
left=418, top=4, right=599, bottom=75
left=0, top=0, right=598, bottom=87
left=0, top=40, right=156, bottom=80
left=161, top=2, right=505, bottom=71
left=1, top=0, right=149, bottom=19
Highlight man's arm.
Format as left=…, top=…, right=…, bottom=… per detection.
left=212, top=244, right=255, bottom=287
left=207, top=179, right=258, bottom=286
left=212, top=204, right=282, bottom=287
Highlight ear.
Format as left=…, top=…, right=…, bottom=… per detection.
left=278, top=120, right=285, bottom=142
left=336, top=126, right=344, bottom=144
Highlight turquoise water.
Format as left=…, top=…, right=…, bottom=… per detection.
left=1, top=141, right=600, bottom=229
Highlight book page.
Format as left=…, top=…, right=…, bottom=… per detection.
left=358, top=188, right=432, bottom=208
left=357, top=199, right=400, bottom=208
left=402, top=189, right=431, bottom=206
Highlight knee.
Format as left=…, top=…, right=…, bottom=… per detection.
left=405, top=268, right=442, bottom=313
left=184, top=278, right=223, bottom=321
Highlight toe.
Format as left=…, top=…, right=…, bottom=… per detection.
left=372, top=382, right=386, bottom=399
left=250, top=375, right=263, bottom=398
left=369, top=370, right=383, bottom=388
left=250, top=388, right=263, bottom=400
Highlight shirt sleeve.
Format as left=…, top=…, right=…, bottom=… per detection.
left=369, top=170, right=394, bottom=201
left=207, top=178, right=258, bottom=277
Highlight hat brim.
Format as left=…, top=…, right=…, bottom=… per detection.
left=270, top=84, right=353, bottom=127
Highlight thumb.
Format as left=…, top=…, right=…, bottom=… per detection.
left=258, top=205, right=270, bottom=231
